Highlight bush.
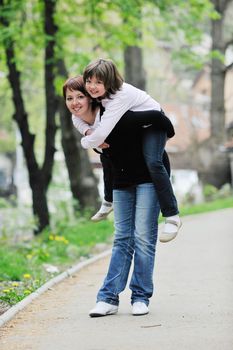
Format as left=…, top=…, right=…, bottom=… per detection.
left=203, top=183, right=232, bottom=202
left=203, top=184, right=218, bottom=201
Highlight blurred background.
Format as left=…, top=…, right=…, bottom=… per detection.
left=0, top=0, right=233, bottom=236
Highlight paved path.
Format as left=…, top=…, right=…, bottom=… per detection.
left=0, top=209, right=233, bottom=350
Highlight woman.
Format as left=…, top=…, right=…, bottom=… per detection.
left=63, top=76, right=113, bottom=221
left=63, top=76, right=171, bottom=316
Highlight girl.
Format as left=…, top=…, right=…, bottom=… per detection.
left=80, top=58, right=181, bottom=243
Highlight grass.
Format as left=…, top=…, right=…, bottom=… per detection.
left=179, top=196, right=233, bottom=217
left=0, top=219, right=114, bottom=308
left=0, top=195, right=232, bottom=309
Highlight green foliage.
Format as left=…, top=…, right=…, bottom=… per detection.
left=0, top=198, right=10, bottom=209
left=0, top=0, right=220, bottom=139
left=203, top=183, right=233, bottom=202
left=142, top=0, right=218, bottom=69
left=203, top=184, right=218, bottom=201
left=0, top=278, right=42, bottom=306
left=209, top=49, right=225, bottom=63
left=172, top=48, right=207, bottom=70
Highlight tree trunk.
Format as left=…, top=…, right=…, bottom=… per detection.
left=196, top=0, right=231, bottom=187
left=5, top=45, right=50, bottom=232
left=57, top=60, right=100, bottom=211
left=124, top=45, right=146, bottom=90
left=42, top=0, right=58, bottom=190
left=123, top=8, right=145, bottom=90
left=210, top=1, right=226, bottom=142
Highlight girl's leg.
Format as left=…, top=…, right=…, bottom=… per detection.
left=142, top=127, right=181, bottom=242
left=142, top=126, right=178, bottom=217
left=96, top=186, right=136, bottom=305
left=162, top=150, right=171, bottom=177
left=91, top=154, right=113, bottom=222
left=129, top=183, right=160, bottom=306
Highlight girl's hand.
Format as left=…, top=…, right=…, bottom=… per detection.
left=98, top=142, right=110, bottom=149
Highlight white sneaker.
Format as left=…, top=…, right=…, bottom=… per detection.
left=160, top=217, right=182, bottom=243
left=91, top=201, right=113, bottom=222
left=89, top=301, right=118, bottom=317
left=132, top=302, right=149, bottom=316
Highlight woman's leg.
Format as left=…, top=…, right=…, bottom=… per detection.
left=142, top=126, right=179, bottom=217
left=96, top=186, right=136, bottom=305
left=129, top=183, right=160, bottom=306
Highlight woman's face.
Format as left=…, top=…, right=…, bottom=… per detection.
left=65, top=89, right=92, bottom=117
left=85, top=75, right=106, bottom=99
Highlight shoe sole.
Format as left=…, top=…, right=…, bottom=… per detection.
left=91, top=209, right=113, bottom=222
left=159, top=222, right=182, bottom=243
left=159, top=232, right=178, bottom=243
left=89, top=310, right=118, bottom=318
left=132, top=311, right=149, bottom=316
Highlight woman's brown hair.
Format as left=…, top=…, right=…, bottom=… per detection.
left=63, top=75, right=87, bottom=99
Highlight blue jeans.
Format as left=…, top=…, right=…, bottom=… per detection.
left=96, top=183, right=160, bottom=306
left=142, top=127, right=179, bottom=217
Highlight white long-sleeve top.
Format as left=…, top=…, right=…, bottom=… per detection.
left=72, top=115, right=91, bottom=135
left=72, top=112, right=100, bottom=135
left=80, top=82, right=161, bottom=149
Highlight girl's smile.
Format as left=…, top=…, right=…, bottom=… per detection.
left=85, top=76, right=106, bottom=99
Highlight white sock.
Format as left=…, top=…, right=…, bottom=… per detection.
left=103, top=200, right=112, bottom=206
left=99, top=200, right=113, bottom=214
left=164, top=215, right=181, bottom=234
left=166, top=214, right=180, bottom=222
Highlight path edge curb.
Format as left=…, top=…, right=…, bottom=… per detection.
left=0, top=249, right=111, bottom=328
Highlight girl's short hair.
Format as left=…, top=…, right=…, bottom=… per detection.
left=83, top=58, right=124, bottom=98
left=63, top=75, right=100, bottom=111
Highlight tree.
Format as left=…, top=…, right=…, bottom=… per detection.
left=0, top=0, right=58, bottom=233
left=0, top=0, right=101, bottom=233
left=210, top=0, right=233, bottom=141
left=0, top=0, right=47, bottom=232
left=195, top=0, right=233, bottom=187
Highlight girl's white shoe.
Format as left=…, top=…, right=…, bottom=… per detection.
left=91, top=201, right=113, bottom=222
left=160, top=216, right=182, bottom=243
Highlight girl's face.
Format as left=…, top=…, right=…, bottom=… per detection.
left=85, top=75, right=106, bottom=99
left=65, top=89, right=92, bottom=117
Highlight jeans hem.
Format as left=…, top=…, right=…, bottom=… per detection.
left=97, top=298, right=119, bottom=306
left=131, top=298, right=149, bottom=306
